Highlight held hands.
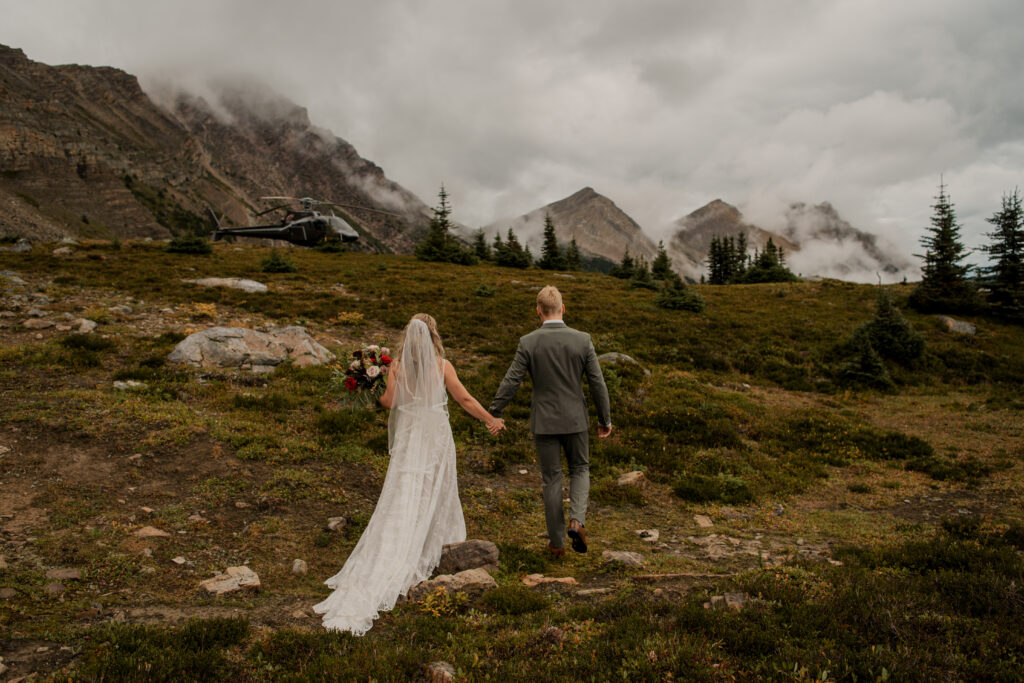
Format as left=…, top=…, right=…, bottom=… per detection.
left=486, top=417, right=506, bottom=436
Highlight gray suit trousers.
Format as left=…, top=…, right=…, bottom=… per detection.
left=534, top=431, right=589, bottom=548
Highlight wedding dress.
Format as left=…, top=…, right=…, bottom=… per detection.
left=313, top=319, right=466, bottom=634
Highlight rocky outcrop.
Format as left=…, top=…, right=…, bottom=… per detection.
left=167, top=326, right=334, bottom=372
left=437, top=540, right=499, bottom=574
left=182, top=277, right=268, bottom=294
left=406, top=567, right=497, bottom=601
left=199, top=566, right=261, bottom=595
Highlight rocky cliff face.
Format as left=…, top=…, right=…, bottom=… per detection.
left=0, top=45, right=429, bottom=249
left=488, top=187, right=659, bottom=266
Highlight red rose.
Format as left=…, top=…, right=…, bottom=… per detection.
left=344, top=377, right=358, bottom=391
left=381, top=355, right=392, bottom=365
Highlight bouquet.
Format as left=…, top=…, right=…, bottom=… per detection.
left=332, top=344, right=392, bottom=408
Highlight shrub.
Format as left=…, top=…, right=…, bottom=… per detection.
left=59, top=333, right=115, bottom=352
left=673, top=472, right=753, bottom=504
left=655, top=278, right=706, bottom=312
left=166, top=233, right=212, bottom=255
left=497, top=542, right=548, bottom=577
left=473, top=283, right=496, bottom=297
left=481, top=585, right=548, bottom=615
left=260, top=249, right=298, bottom=273
left=590, top=476, right=646, bottom=507
left=835, top=327, right=894, bottom=390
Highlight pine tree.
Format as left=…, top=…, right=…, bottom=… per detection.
left=630, top=257, right=658, bottom=290
left=537, top=213, right=565, bottom=270
left=908, top=181, right=980, bottom=313
left=651, top=241, right=672, bottom=280
left=564, top=238, right=581, bottom=271
left=735, top=237, right=798, bottom=284
left=414, top=185, right=477, bottom=265
left=859, top=289, right=925, bottom=366
left=473, top=229, right=492, bottom=261
left=981, top=189, right=1024, bottom=317
left=610, top=249, right=636, bottom=279
left=734, top=233, right=749, bottom=278
left=496, top=228, right=531, bottom=269
left=656, top=271, right=705, bottom=312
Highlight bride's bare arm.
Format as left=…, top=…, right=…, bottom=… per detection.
left=379, top=362, right=399, bottom=409
left=443, top=361, right=504, bottom=433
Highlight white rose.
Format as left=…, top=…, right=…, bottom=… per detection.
left=381, top=347, right=390, bottom=356
left=350, top=360, right=361, bottom=371
left=368, top=345, right=380, bottom=353
left=366, top=365, right=381, bottom=378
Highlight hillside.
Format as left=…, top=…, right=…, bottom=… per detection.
left=2, top=241, right=1022, bottom=679
left=0, top=45, right=429, bottom=250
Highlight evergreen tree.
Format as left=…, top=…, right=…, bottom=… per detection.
left=610, top=249, right=636, bottom=279
left=859, top=289, right=925, bottom=366
left=908, top=181, right=981, bottom=313
left=537, top=213, right=566, bottom=270
left=651, top=241, right=672, bottom=280
left=656, top=272, right=705, bottom=312
left=630, top=257, right=658, bottom=290
left=495, top=228, right=531, bottom=269
left=734, top=233, right=749, bottom=277
left=564, top=238, right=581, bottom=271
left=836, top=327, right=895, bottom=390
left=734, top=237, right=798, bottom=283
left=981, top=189, right=1024, bottom=318
left=473, top=229, right=492, bottom=261
left=414, top=185, right=477, bottom=265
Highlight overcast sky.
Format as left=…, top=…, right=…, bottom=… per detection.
left=2, top=0, right=1022, bottom=261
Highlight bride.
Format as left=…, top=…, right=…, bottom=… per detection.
left=313, top=313, right=505, bottom=634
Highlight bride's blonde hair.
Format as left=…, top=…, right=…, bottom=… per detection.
left=398, top=313, right=446, bottom=361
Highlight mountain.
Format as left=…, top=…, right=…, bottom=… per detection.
left=0, top=44, right=429, bottom=249
left=668, top=199, right=798, bottom=279
left=668, top=199, right=910, bottom=281
left=487, top=187, right=659, bottom=266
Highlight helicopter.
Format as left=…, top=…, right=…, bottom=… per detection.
left=208, top=196, right=399, bottom=247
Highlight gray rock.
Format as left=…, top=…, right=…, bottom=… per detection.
left=59, top=236, right=79, bottom=245
left=407, top=567, right=497, bottom=600
left=133, top=526, right=171, bottom=538
left=200, top=566, right=261, bottom=595
left=617, top=471, right=647, bottom=487
left=0, top=270, right=27, bottom=285
left=22, top=318, right=54, bottom=329
left=636, top=529, right=659, bottom=543
left=936, top=315, right=977, bottom=335
left=113, top=380, right=146, bottom=391
left=183, top=277, right=268, bottom=294
left=292, top=559, right=308, bottom=576
left=326, top=516, right=347, bottom=531
left=426, top=661, right=456, bottom=683
left=598, top=351, right=651, bottom=376
left=73, top=318, right=97, bottom=333
left=168, top=326, right=334, bottom=371
left=6, top=239, right=33, bottom=253
left=437, top=539, right=499, bottom=574
left=45, top=582, right=65, bottom=596
left=704, top=591, right=749, bottom=611
left=694, top=515, right=714, bottom=528
left=27, top=308, right=46, bottom=317
left=45, top=568, right=82, bottom=581
left=52, top=246, right=74, bottom=257
left=601, top=550, right=644, bottom=568
left=0, top=587, right=16, bottom=599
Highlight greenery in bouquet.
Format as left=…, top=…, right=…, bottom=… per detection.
left=332, top=344, right=392, bottom=408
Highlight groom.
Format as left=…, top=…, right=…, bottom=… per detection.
left=489, top=286, right=612, bottom=556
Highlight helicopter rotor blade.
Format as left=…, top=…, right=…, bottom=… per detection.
left=255, top=204, right=290, bottom=217
left=326, top=202, right=402, bottom=217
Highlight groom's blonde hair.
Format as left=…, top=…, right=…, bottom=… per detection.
left=537, top=286, right=563, bottom=315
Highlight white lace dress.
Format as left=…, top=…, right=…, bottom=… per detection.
left=313, top=329, right=466, bottom=635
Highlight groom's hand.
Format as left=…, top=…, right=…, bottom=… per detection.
left=487, top=418, right=505, bottom=436
left=597, top=424, right=613, bottom=439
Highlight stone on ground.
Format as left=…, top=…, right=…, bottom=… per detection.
left=636, top=529, right=660, bottom=542
left=521, top=574, right=579, bottom=587
left=437, top=539, right=499, bottom=574
left=617, top=471, right=647, bottom=487
left=694, top=514, right=714, bottom=528
left=407, top=567, right=497, bottom=601
left=292, top=559, right=308, bottom=576
left=602, top=550, right=644, bottom=568
left=199, top=566, right=261, bottom=595
left=936, top=315, right=977, bottom=335
left=426, top=661, right=456, bottom=682
left=168, top=326, right=334, bottom=372
left=132, top=526, right=171, bottom=538
left=182, top=277, right=268, bottom=293
left=598, top=351, right=651, bottom=376
left=45, top=568, right=81, bottom=581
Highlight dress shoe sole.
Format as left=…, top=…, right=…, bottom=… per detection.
left=567, top=527, right=587, bottom=553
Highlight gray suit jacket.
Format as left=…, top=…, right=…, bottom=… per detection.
left=489, top=321, right=611, bottom=435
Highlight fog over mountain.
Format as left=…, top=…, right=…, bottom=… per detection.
left=2, top=0, right=1023, bottom=276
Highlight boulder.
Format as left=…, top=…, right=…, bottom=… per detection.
left=199, top=566, right=261, bottom=595
left=167, top=326, right=334, bottom=372
left=426, top=662, right=456, bottom=683
left=694, top=515, right=714, bottom=528
left=183, top=277, right=268, bottom=294
left=133, top=526, right=171, bottom=538
left=73, top=318, right=97, bottom=333
left=407, top=567, right=497, bottom=601
left=936, top=315, right=977, bottom=335
left=602, top=550, right=644, bottom=568
left=617, top=471, right=647, bottom=487
left=45, top=568, right=81, bottom=581
left=598, top=352, right=650, bottom=375
left=292, top=559, right=308, bottom=576
left=704, top=592, right=750, bottom=612
left=52, top=246, right=74, bottom=257
left=4, top=239, right=33, bottom=253
left=22, top=318, right=54, bottom=329
left=0, top=270, right=27, bottom=286
left=635, top=529, right=659, bottom=543
left=437, top=539, right=499, bottom=574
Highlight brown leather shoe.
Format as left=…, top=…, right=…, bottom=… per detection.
left=547, top=542, right=566, bottom=558
left=567, top=519, right=587, bottom=553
